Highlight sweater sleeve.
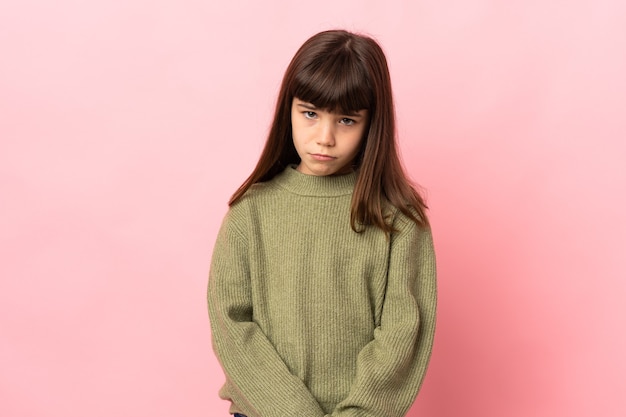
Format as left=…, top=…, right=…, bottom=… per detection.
left=207, top=210, right=327, bottom=417
left=331, top=219, right=437, bottom=417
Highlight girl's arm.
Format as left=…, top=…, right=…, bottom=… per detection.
left=208, top=211, right=327, bottom=417
left=331, top=218, right=437, bottom=417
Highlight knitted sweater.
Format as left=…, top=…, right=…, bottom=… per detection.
left=207, top=166, right=437, bottom=417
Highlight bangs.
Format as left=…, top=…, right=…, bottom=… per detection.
left=292, top=50, right=373, bottom=114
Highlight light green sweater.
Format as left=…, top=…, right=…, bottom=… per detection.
left=208, top=166, right=437, bottom=417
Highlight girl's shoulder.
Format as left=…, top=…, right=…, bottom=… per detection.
left=386, top=203, right=431, bottom=237
left=226, top=176, right=286, bottom=221
left=233, top=177, right=282, bottom=206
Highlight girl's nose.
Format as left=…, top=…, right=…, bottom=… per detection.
left=317, top=122, right=335, bottom=146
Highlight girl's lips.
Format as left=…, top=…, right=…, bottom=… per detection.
left=311, top=153, right=335, bottom=161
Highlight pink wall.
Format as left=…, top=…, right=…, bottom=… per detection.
left=1, top=1, right=624, bottom=416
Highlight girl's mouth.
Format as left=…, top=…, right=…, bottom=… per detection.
left=311, top=153, right=335, bottom=161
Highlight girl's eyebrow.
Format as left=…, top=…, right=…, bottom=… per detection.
left=296, top=102, right=318, bottom=110
left=296, top=102, right=364, bottom=118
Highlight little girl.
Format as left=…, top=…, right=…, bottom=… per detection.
left=208, top=29, right=437, bottom=417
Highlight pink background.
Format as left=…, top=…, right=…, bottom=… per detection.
left=1, top=1, right=625, bottom=416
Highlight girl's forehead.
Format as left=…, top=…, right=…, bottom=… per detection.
left=291, top=65, right=373, bottom=114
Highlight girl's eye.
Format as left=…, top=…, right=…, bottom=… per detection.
left=340, top=118, right=356, bottom=126
left=304, top=111, right=317, bottom=119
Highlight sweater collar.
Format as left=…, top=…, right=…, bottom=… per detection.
left=273, top=165, right=357, bottom=197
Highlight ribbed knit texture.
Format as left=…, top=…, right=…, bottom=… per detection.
left=208, top=166, right=437, bottom=417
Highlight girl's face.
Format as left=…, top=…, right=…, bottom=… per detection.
left=291, top=98, right=369, bottom=176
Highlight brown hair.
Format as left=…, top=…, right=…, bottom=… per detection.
left=229, top=29, right=428, bottom=232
